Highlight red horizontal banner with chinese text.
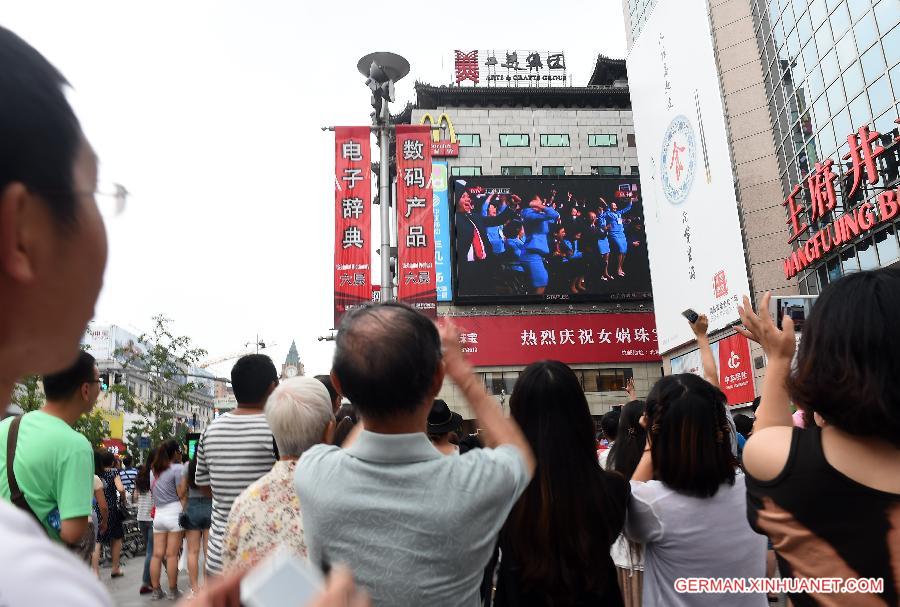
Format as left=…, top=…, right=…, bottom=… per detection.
left=334, top=127, right=372, bottom=326
left=396, top=125, right=437, bottom=318
left=447, top=313, right=661, bottom=366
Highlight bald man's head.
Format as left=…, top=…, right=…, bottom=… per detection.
left=332, top=303, right=442, bottom=420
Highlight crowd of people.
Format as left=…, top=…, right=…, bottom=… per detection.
left=454, top=183, right=650, bottom=298
left=0, top=23, right=898, bottom=607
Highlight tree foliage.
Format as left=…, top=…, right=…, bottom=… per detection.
left=11, top=375, right=108, bottom=447
left=114, top=314, right=206, bottom=459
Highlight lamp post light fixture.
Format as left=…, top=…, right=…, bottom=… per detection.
left=357, top=52, right=410, bottom=304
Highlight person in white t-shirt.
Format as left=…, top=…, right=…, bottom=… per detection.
left=625, top=373, right=767, bottom=607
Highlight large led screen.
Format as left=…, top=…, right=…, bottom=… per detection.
left=452, top=176, right=652, bottom=303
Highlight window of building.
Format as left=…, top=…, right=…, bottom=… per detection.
left=501, top=166, right=533, bottom=176
left=578, top=368, right=634, bottom=393
left=457, top=133, right=481, bottom=147
left=540, top=134, right=571, bottom=147
left=500, top=134, right=530, bottom=147
left=627, top=133, right=636, bottom=147
left=875, top=224, right=900, bottom=266
left=541, top=166, right=566, bottom=176
left=630, top=165, right=640, bottom=175
left=482, top=372, right=519, bottom=396
left=450, top=166, right=482, bottom=176
left=588, top=133, right=618, bottom=147
left=591, top=165, right=621, bottom=176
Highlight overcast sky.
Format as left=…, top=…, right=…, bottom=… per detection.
left=4, top=0, right=627, bottom=377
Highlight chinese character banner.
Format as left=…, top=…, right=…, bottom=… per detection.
left=626, top=0, right=752, bottom=354
left=396, top=125, right=436, bottom=318
left=334, top=126, right=372, bottom=326
left=431, top=161, right=453, bottom=302
left=670, top=333, right=755, bottom=406
left=448, top=313, right=660, bottom=366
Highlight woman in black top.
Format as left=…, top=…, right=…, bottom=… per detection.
left=738, top=269, right=900, bottom=606
left=96, top=449, right=126, bottom=577
left=486, top=360, right=628, bottom=606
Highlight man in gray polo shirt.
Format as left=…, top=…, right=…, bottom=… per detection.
left=295, top=303, right=536, bottom=606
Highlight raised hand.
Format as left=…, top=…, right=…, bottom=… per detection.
left=737, top=293, right=796, bottom=362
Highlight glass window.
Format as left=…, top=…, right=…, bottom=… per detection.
left=815, top=20, right=834, bottom=54
left=874, top=1, right=900, bottom=36
left=540, top=134, right=571, bottom=147
left=861, top=43, right=887, bottom=83
left=883, top=22, right=900, bottom=69
left=841, top=245, right=860, bottom=273
left=457, top=133, right=481, bottom=147
left=843, top=62, right=865, bottom=98
left=627, top=133, right=636, bottom=147
left=500, top=166, right=532, bottom=176
left=833, top=108, right=853, bottom=140
left=808, top=64, right=825, bottom=99
left=821, top=50, right=841, bottom=85
left=848, top=0, right=870, bottom=20
left=810, top=0, right=828, bottom=26
left=486, top=372, right=518, bottom=395
left=584, top=368, right=634, bottom=393
left=875, top=224, right=900, bottom=266
left=591, top=166, right=621, bottom=176
left=857, top=236, right=879, bottom=270
left=836, top=31, right=858, bottom=70
left=891, top=62, right=900, bottom=105
left=830, top=2, right=851, bottom=38
left=797, top=9, right=814, bottom=42
left=868, top=75, right=893, bottom=115
left=874, top=110, right=899, bottom=141
left=631, top=165, right=640, bottom=175
left=499, top=134, right=529, bottom=147
left=854, top=10, right=879, bottom=53
left=588, top=133, right=618, bottom=147
left=848, top=91, right=872, bottom=126
left=827, top=253, right=842, bottom=281
left=826, top=79, right=846, bottom=116
left=541, top=166, right=566, bottom=175
left=783, top=2, right=797, bottom=33
left=818, top=261, right=830, bottom=288
left=450, top=166, right=482, bottom=176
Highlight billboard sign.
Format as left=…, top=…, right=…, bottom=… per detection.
left=431, top=161, right=453, bottom=301
left=454, top=50, right=568, bottom=86
left=670, top=333, right=755, bottom=406
left=395, top=125, right=437, bottom=317
left=451, top=176, right=651, bottom=303
left=627, top=0, right=752, bottom=353
left=449, top=313, right=660, bottom=366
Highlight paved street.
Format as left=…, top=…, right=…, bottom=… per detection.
left=99, top=553, right=183, bottom=606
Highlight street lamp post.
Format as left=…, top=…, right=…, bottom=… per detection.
left=357, top=52, right=410, bottom=303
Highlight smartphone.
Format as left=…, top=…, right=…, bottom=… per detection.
left=241, top=548, right=324, bottom=607
left=681, top=308, right=699, bottom=324
left=768, top=295, right=817, bottom=331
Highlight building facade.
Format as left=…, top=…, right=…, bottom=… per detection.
left=406, top=56, right=662, bottom=421
left=752, top=0, right=900, bottom=289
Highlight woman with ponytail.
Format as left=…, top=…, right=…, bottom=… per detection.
left=625, top=374, right=767, bottom=606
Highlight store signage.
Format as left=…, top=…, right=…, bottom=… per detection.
left=333, top=127, right=372, bottom=325
left=782, top=119, right=900, bottom=279
left=447, top=313, right=661, bottom=366
left=453, top=50, right=568, bottom=87
left=420, top=113, right=459, bottom=157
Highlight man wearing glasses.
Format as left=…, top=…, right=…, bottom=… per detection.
left=0, top=351, right=101, bottom=547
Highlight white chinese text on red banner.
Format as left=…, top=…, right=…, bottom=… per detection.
left=334, top=127, right=372, bottom=326
left=396, top=125, right=436, bottom=318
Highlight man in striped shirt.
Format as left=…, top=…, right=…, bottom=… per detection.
left=194, top=354, right=278, bottom=576
left=119, top=456, right=137, bottom=498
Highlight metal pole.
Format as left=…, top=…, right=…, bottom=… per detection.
left=379, top=102, right=393, bottom=302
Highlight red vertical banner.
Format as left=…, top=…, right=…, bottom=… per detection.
left=716, top=334, right=756, bottom=406
left=396, top=125, right=436, bottom=317
left=334, top=127, right=372, bottom=326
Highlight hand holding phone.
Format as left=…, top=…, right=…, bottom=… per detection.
left=681, top=308, right=699, bottom=324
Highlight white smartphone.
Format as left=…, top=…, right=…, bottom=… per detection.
left=240, top=548, right=324, bottom=607
left=768, top=295, right=818, bottom=332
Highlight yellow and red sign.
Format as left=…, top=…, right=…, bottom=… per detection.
left=420, top=113, right=459, bottom=157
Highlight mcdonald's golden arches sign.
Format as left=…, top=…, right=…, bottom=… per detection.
left=419, top=113, right=459, bottom=157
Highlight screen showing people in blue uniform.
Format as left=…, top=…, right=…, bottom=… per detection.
left=452, top=176, right=651, bottom=302
left=770, top=296, right=818, bottom=332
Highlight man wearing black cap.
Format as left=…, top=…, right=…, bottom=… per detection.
left=427, top=399, right=462, bottom=456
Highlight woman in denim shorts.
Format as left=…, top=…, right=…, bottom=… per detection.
left=179, top=454, right=212, bottom=595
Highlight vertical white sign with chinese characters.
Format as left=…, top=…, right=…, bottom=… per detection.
left=627, top=0, right=751, bottom=353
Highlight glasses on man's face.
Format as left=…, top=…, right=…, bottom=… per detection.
left=94, top=182, right=129, bottom=218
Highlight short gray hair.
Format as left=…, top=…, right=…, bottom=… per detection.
left=264, top=377, right=334, bottom=458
